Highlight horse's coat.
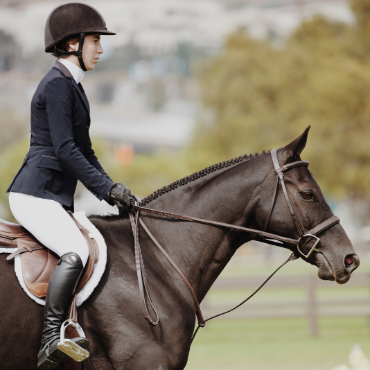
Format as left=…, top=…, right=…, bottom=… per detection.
left=0, top=128, right=359, bottom=370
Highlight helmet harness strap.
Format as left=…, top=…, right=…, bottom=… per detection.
left=52, top=32, right=87, bottom=72
left=76, top=33, right=87, bottom=71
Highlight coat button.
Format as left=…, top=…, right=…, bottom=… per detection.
left=85, top=125, right=89, bottom=130
left=77, top=147, right=81, bottom=151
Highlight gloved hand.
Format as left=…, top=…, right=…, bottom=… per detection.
left=107, top=183, right=135, bottom=209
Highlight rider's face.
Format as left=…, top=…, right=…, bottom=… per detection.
left=67, top=34, right=103, bottom=71
left=82, top=34, right=103, bottom=71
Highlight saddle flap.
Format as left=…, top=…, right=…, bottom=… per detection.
left=15, top=216, right=99, bottom=298
left=7, top=212, right=103, bottom=305
left=20, top=248, right=59, bottom=298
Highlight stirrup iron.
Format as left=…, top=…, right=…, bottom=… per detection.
left=57, top=320, right=90, bottom=362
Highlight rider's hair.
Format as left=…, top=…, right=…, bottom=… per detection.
left=53, top=36, right=80, bottom=58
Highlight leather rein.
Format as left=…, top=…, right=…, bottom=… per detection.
left=127, top=149, right=340, bottom=337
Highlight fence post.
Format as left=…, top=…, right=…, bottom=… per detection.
left=307, top=274, right=318, bottom=336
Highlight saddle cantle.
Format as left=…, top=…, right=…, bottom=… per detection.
left=0, top=215, right=99, bottom=299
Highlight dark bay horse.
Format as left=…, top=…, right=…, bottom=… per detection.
left=0, top=127, right=359, bottom=369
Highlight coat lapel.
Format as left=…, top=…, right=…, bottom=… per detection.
left=53, top=60, right=90, bottom=114
left=71, top=79, right=90, bottom=114
left=77, top=83, right=90, bottom=112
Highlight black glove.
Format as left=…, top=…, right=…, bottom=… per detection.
left=107, top=183, right=135, bottom=209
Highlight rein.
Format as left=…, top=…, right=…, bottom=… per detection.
left=127, top=149, right=340, bottom=339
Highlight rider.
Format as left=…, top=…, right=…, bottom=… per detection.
left=6, top=3, right=134, bottom=369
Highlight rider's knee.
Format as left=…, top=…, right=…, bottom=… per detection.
left=70, top=241, right=89, bottom=267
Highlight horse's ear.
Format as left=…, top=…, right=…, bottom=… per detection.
left=280, top=126, right=311, bottom=163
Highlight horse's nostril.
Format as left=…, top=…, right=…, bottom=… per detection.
left=345, top=256, right=353, bottom=268
left=344, top=254, right=360, bottom=270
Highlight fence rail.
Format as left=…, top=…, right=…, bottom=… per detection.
left=200, top=272, right=370, bottom=335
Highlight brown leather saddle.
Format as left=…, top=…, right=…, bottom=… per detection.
left=0, top=213, right=99, bottom=300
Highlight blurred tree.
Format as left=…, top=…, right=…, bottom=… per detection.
left=190, top=4, right=370, bottom=200
left=0, top=138, right=29, bottom=220
left=0, top=30, right=20, bottom=72
left=351, top=0, right=370, bottom=29
left=347, top=0, right=370, bottom=61
left=0, top=107, right=28, bottom=153
left=106, top=149, right=189, bottom=199
left=4, top=0, right=370, bottom=222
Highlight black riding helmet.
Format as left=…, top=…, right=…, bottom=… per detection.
left=45, top=2, right=116, bottom=71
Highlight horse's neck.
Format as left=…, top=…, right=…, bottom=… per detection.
left=143, top=155, right=270, bottom=300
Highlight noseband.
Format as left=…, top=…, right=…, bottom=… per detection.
left=263, top=149, right=340, bottom=259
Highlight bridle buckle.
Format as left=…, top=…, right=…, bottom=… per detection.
left=297, top=234, right=321, bottom=258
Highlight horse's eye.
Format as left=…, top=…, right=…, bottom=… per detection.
left=300, top=190, right=314, bottom=200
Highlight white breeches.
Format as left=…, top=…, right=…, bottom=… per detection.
left=9, top=192, right=89, bottom=267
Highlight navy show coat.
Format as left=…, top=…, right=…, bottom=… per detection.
left=7, top=60, right=114, bottom=210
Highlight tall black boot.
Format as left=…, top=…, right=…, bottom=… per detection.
left=37, top=252, right=89, bottom=370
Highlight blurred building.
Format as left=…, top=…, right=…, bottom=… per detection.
left=0, top=0, right=352, bottom=56
left=0, top=0, right=364, bottom=220
left=0, top=0, right=353, bottom=153
left=0, top=0, right=354, bottom=146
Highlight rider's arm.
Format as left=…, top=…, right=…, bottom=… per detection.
left=44, top=77, right=114, bottom=200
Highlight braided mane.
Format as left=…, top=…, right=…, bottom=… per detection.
left=140, top=150, right=270, bottom=207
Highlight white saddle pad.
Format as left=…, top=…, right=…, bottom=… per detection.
left=0, top=211, right=107, bottom=307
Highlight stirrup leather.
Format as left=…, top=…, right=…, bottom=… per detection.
left=57, top=320, right=90, bottom=362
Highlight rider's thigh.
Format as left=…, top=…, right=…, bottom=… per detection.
left=9, top=192, right=89, bottom=267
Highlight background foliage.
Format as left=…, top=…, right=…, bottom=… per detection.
left=2, top=0, right=370, bottom=219
left=191, top=0, right=370, bottom=199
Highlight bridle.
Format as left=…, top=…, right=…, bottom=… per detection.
left=261, top=149, right=340, bottom=259
left=128, top=148, right=340, bottom=337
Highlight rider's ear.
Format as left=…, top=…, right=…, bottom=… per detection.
left=280, top=126, right=311, bottom=163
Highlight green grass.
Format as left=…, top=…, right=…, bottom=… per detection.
left=185, top=245, right=370, bottom=369
left=187, top=251, right=370, bottom=370
left=187, top=317, right=370, bottom=370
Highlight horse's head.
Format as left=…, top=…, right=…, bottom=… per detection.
left=264, top=127, right=359, bottom=284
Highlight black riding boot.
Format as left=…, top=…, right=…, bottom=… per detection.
left=37, top=252, right=89, bottom=369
